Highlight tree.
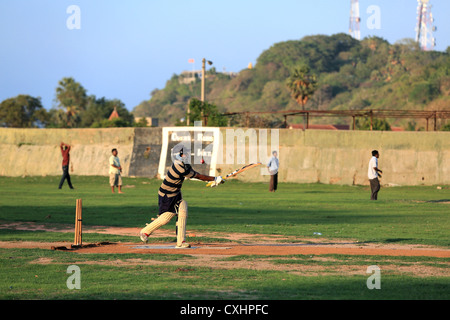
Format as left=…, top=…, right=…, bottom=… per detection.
left=134, top=117, right=149, bottom=127
left=356, top=117, right=391, bottom=131
left=0, top=95, right=48, bottom=127
left=286, top=64, right=317, bottom=128
left=55, top=77, right=88, bottom=127
left=286, top=64, right=318, bottom=108
left=441, top=123, right=450, bottom=131
left=183, top=98, right=227, bottom=127
left=90, top=118, right=130, bottom=128
left=409, top=81, right=440, bottom=104
left=81, top=96, right=134, bottom=128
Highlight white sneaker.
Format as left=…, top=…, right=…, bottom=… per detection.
left=175, top=241, right=191, bottom=248
left=140, top=232, right=149, bottom=243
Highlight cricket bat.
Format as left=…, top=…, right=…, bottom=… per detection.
left=206, top=162, right=262, bottom=187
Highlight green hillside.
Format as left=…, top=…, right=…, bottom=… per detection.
left=133, top=33, right=450, bottom=128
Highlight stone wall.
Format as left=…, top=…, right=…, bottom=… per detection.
left=1, top=127, right=448, bottom=186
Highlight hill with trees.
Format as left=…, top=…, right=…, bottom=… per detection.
left=1, top=33, right=448, bottom=130
left=133, top=33, right=450, bottom=129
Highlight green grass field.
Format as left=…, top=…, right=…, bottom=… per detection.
left=0, top=176, right=449, bottom=301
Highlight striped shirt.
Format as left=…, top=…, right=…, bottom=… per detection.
left=158, top=160, right=198, bottom=197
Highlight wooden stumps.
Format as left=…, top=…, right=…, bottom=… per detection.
left=72, top=199, right=82, bottom=248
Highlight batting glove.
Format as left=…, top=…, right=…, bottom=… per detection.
left=211, top=176, right=225, bottom=187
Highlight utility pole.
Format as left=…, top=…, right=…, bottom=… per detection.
left=201, top=58, right=213, bottom=102
left=201, top=58, right=206, bottom=102
left=200, top=58, right=213, bottom=125
left=186, top=100, right=190, bottom=126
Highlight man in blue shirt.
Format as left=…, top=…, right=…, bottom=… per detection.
left=267, top=150, right=279, bottom=192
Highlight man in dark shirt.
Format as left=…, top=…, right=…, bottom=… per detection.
left=58, top=142, right=74, bottom=189
left=139, top=144, right=224, bottom=248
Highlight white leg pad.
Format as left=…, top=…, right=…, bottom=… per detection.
left=141, top=211, right=175, bottom=235
left=176, top=200, right=188, bottom=246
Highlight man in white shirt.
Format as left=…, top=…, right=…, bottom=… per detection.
left=109, top=148, right=124, bottom=194
left=267, top=150, right=279, bottom=192
left=368, top=150, right=383, bottom=200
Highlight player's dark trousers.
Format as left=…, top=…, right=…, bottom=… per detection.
left=369, top=178, right=380, bottom=200
left=269, top=173, right=278, bottom=192
left=59, top=165, right=73, bottom=189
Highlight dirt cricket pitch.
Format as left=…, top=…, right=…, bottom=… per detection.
left=1, top=222, right=449, bottom=277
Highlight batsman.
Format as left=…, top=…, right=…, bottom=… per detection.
left=139, top=143, right=225, bottom=248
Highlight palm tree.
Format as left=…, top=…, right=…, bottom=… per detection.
left=286, top=65, right=317, bottom=129
left=286, top=65, right=318, bottom=109
left=55, top=77, right=88, bottom=127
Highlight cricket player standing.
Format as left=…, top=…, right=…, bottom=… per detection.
left=139, top=144, right=224, bottom=248
left=267, top=150, right=279, bottom=192
left=109, top=148, right=123, bottom=194
left=368, top=150, right=383, bottom=200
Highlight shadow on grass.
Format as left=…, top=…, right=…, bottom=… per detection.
left=384, top=238, right=415, bottom=243
left=0, top=204, right=404, bottom=228
left=426, top=199, right=450, bottom=203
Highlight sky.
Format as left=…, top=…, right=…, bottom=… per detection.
left=1, top=0, right=449, bottom=112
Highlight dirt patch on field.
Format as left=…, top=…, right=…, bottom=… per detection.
left=27, top=253, right=449, bottom=278
left=1, top=221, right=448, bottom=256
left=1, top=222, right=449, bottom=277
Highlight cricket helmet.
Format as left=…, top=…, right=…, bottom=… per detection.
left=171, top=142, right=191, bottom=164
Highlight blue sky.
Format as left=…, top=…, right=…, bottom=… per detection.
left=1, top=0, right=449, bottom=112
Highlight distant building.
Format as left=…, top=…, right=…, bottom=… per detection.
left=134, top=117, right=159, bottom=127
left=179, top=70, right=200, bottom=84
left=108, top=107, right=120, bottom=120
left=178, top=69, right=237, bottom=84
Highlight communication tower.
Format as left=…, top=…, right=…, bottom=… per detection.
left=349, top=0, right=361, bottom=40
left=415, top=0, right=437, bottom=51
